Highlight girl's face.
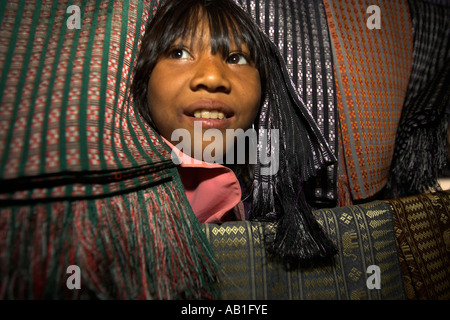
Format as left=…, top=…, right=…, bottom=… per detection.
left=147, top=19, right=261, bottom=162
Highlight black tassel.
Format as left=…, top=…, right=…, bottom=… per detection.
left=250, top=37, right=337, bottom=264
left=263, top=164, right=338, bottom=265
left=270, top=191, right=337, bottom=265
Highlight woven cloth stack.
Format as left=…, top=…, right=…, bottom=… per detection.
left=0, top=0, right=449, bottom=299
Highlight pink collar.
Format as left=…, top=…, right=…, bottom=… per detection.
left=163, top=138, right=245, bottom=223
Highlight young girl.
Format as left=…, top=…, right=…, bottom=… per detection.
left=133, top=0, right=337, bottom=263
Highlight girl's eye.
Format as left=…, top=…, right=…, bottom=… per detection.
left=226, top=53, right=250, bottom=65
left=169, top=48, right=191, bottom=60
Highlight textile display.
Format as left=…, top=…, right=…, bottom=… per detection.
left=2, top=0, right=448, bottom=301
left=203, top=201, right=406, bottom=300
left=0, top=0, right=219, bottom=299
left=390, top=190, right=450, bottom=300
left=236, top=0, right=339, bottom=208
left=323, top=0, right=413, bottom=201
left=386, top=0, right=450, bottom=197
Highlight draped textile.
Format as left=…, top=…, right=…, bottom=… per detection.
left=237, top=0, right=339, bottom=208
left=323, top=0, right=413, bottom=201
left=386, top=0, right=450, bottom=197
left=0, top=0, right=218, bottom=299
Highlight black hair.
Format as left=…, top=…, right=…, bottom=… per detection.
left=132, top=0, right=271, bottom=129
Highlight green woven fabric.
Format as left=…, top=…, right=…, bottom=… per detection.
left=0, top=0, right=170, bottom=200
left=203, top=201, right=406, bottom=300
left=0, top=0, right=218, bottom=299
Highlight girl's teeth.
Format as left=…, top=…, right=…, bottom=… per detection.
left=210, top=110, right=218, bottom=119
left=193, top=110, right=226, bottom=119
left=201, top=110, right=210, bottom=118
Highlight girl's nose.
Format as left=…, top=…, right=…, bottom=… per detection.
left=189, top=54, right=231, bottom=93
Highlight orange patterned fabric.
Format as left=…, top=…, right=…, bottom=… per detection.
left=324, top=0, right=413, bottom=202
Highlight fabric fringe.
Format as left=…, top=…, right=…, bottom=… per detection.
left=388, top=118, right=449, bottom=196
left=265, top=187, right=338, bottom=266
left=386, top=61, right=450, bottom=198
left=0, top=203, right=79, bottom=299
left=0, top=182, right=219, bottom=299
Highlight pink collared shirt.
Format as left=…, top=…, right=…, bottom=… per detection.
left=163, top=138, right=245, bottom=224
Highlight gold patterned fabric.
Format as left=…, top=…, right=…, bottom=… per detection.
left=389, top=191, right=450, bottom=300
left=203, top=201, right=405, bottom=300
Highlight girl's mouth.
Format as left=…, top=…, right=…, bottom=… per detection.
left=184, top=99, right=235, bottom=119
left=183, top=99, right=235, bottom=129
left=192, top=110, right=231, bottom=119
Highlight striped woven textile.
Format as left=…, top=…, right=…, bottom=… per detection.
left=323, top=0, right=413, bottom=202
left=386, top=0, right=450, bottom=197
left=203, top=201, right=406, bottom=300
left=389, top=190, right=450, bottom=300
left=0, top=0, right=218, bottom=299
left=237, top=0, right=339, bottom=207
left=0, top=0, right=170, bottom=200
